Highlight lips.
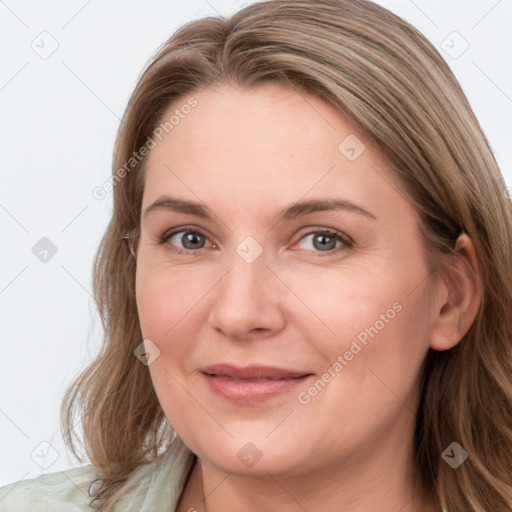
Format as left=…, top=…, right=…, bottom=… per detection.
left=201, top=364, right=313, bottom=404
left=202, top=364, right=310, bottom=380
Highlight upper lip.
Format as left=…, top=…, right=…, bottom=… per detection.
left=201, top=364, right=312, bottom=380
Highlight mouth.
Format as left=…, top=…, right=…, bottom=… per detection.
left=201, top=364, right=314, bottom=404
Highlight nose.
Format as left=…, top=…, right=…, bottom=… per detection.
left=207, top=244, right=286, bottom=341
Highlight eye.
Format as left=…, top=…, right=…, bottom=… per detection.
left=159, top=227, right=215, bottom=255
left=158, top=226, right=352, bottom=257
left=294, top=228, right=352, bottom=256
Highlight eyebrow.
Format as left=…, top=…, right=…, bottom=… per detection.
left=142, top=195, right=377, bottom=222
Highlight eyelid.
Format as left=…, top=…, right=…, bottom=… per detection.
left=159, top=225, right=216, bottom=254
left=159, top=225, right=353, bottom=256
left=290, top=226, right=353, bottom=256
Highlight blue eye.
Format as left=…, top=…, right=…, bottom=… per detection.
left=160, top=228, right=214, bottom=254
left=158, top=226, right=352, bottom=256
left=294, top=228, right=352, bottom=256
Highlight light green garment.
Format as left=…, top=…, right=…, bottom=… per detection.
left=0, top=437, right=195, bottom=512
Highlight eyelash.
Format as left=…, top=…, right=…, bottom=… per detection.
left=158, top=225, right=354, bottom=258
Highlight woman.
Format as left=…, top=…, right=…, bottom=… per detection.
left=1, top=0, right=511, bottom=510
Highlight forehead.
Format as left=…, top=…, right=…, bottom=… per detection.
left=147, top=82, right=366, bottom=164
left=141, top=82, right=402, bottom=216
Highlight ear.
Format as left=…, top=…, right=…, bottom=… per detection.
left=429, top=233, right=481, bottom=351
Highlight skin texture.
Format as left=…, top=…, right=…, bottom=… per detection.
left=135, top=83, right=480, bottom=512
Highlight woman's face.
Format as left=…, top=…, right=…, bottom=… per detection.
left=135, top=83, right=438, bottom=478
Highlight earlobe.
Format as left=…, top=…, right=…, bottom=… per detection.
left=429, top=233, right=481, bottom=351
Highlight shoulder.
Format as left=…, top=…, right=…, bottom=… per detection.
left=110, top=437, right=196, bottom=511
left=0, top=465, right=99, bottom=512
left=0, top=438, right=196, bottom=512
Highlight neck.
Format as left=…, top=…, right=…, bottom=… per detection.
left=176, top=440, right=439, bottom=512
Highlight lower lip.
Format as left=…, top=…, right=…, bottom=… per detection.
left=202, top=373, right=313, bottom=404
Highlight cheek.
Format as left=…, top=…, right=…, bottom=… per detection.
left=135, top=263, right=210, bottom=345
left=291, top=281, right=430, bottom=453
left=277, top=263, right=403, bottom=354
left=135, top=268, right=209, bottom=436
left=287, top=261, right=431, bottom=396
left=135, top=274, right=170, bottom=343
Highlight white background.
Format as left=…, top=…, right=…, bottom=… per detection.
left=1, top=0, right=511, bottom=487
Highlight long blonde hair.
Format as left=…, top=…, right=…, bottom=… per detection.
left=61, top=1, right=512, bottom=510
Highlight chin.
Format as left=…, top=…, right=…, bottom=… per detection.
left=189, top=431, right=310, bottom=477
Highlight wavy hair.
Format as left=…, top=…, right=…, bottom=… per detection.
left=60, top=0, right=512, bottom=510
